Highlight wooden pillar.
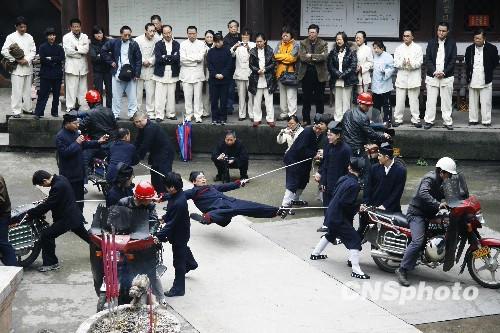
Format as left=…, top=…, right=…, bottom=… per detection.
left=61, top=0, right=78, bottom=34
left=244, top=0, right=269, bottom=36
left=436, top=0, right=454, bottom=30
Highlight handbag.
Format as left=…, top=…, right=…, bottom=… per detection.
left=1, top=57, right=17, bottom=74
left=279, top=65, right=298, bottom=86
left=118, top=63, right=133, bottom=81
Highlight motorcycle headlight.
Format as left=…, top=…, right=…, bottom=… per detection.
left=475, top=212, right=486, bottom=225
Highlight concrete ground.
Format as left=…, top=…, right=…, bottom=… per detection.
left=1, top=152, right=499, bottom=332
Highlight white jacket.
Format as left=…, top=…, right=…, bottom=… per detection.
left=394, top=42, right=423, bottom=89
left=1, top=31, right=36, bottom=76
left=179, top=39, right=205, bottom=83
left=276, top=125, right=303, bottom=152
left=203, top=43, right=213, bottom=80
left=134, top=34, right=159, bottom=80
left=356, top=44, right=373, bottom=85
left=232, top=42, right=255, bottom=81
left=63, top=32, right=90, bottom=75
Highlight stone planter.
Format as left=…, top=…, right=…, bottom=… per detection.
left=0, top=266, right=23, bottom=333
left=76, top=304, right=180, bottom=333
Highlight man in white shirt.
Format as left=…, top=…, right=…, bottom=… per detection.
left=423, top=22, right=457, bottom=130
left=393, top=30, right=423, bottom=127
left=62, top=18, right=90, bottom=112
left=1, top=16, right=36, bottom=118
left=179, top=26, right=206, bottom=123
left=135, top=23, right=160, bottom=118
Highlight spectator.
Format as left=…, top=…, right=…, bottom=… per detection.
left=135, top=23, right=160, bottom=119
left=298, top=24, right=328, bottom=126
left=102, top=25, right=142, bottom=120
left=465, top=29, right=499, bottom=127
left=327, top=31, right=358, bottom=121
left=276, top=115, right=303, bottom=152
left=106, top=128, right=139, bottom=184
left=180, top=25, right=206, bottom=123
left=424, top=22, right=457, bottom=130
left=34, top=27, right=64, bottom=119
left=274, top=26, right=299, bottom=120
left=354, top=31, right=373, bottom=94
left=201, top=30, right=214, bottom=118
left=224, top=19, right=241, bottom=115
left=151, top=15, right=163, bottom=36
left=207, top=34, right=232, bottom=125
left=89, top=25, right=112, bottom=108
left=232, top=27, right=255, bottom=121
left=211, top=130, right=249, bottom=182
left=371, top=40, right=395, bottom=126
left=248, top=33, right=277, bottom=127
left=0, top=174, right=16, bottom=266
left=62, top=18, right=90, bottom=112
left=393, top=29, right=423, bottom=127
left=153, top=25, right=180, bottom=121
left=1, top=16, right=36, bottom=118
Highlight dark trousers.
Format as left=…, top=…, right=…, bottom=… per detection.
left=40, top=221, right=89, bottom=266
left=301, top=69, right=325, bottom=123
left=34, top=78, right=62, bottom=116
left=93, top=71, right=112, bottom=108
left=171, top=244, right=197, bottom=292
left=205, top=200, right=278, bottom=227
left=226, top=79, right=236, bottom=113
left=70, top=180, right=85, bottom=212
left=0, top=216, right=17, bottom=266
left=321, top=190, right=333, bottom=226
left=213, top=159, right=249, bottom=181
left=210, top=83, right=229, bottom=122
left=150, top=162, right=173, bottom=194
left=373, top=92, right=392, bottom=124
left=324, top=218, right=362, bottom=250
left=400, top=215, right=426, bottom=271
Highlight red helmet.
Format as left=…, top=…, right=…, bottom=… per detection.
left=85, top=89, right=102, bottom=104
left=134, top=181, right=157, bottom=200
left=357, top=92, right=374, bottom=106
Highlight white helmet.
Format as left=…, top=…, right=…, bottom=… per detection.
left=436, top=157, right=457, bottom=175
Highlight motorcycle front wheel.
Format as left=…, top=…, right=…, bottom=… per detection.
left=17, top=241, right=42, bottom=267
left=467, top=245, right=500, bottom=289
left=371, top=245, right=401, bottom=273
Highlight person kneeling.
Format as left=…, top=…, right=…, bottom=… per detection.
left=310, top=158, right=370, bottom=279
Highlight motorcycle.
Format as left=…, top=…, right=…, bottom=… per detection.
left=88, top=205, right=166, bottom=312
left=6, top=200, right=49, bottom=267
left=363, top=184, right=500, bottom=289
left=87, top=156, right=109, bottom=196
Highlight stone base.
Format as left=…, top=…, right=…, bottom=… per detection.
left=0, top=267, right=23, bottom=333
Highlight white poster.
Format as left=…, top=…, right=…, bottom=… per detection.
left=108, top=0, right=240, bottom=37
left=300, top=0, right=400, bottom=38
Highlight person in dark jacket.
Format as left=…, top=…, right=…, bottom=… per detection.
left=34, top=27, right=64, bottom=119
left=316, top=121, right=352, bottom=232
left=423, top=22, right=457, bottom=130
left=310, top=158, right=370, bottom=279
left=281, top=113, right=330, bottom=207
left=395, top=157, right=455, bottom=287
left=106, top=128, right=139, bottom=184
left=327, top=31, right=358, bottom=121
left=358, top=143, right=407, bottom=237
left=0, top=175, right=16, bottom=266
left=156, top=172, right=198, bottom=297
left=102, top=25, right=142, bottom=119
left=106, top=162, right=134, bottom=207
left=186, top=171, right=287, bottom=227
left=248, top=33, right=277, bottom=127
left=28, top=170, right=89, bottom=272
left=90, top=25, right=112, bottom=108
left=465, top=29, right=499, bottom=127
left=223, top=19, right=241, bottom=115
left=133, top=111, right=175, bottom=193
left=207, top=34, right=233, bottom=125
left=211, top=130, right=249, bottom=182
left=56, top=113, right=109, bottom=211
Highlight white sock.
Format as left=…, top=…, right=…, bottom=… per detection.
left=282, top=189, right=295, bottom=206
left=312, top=236, right=329, bottom=255
left=349, top=249, right=364, bottom=275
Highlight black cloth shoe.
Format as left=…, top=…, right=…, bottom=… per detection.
left=165, top=288, right=185, bottom=297
left=291, top=200, right=308, bottom=206
left=392, top=122, right=401, bottom=127
left=12, top=114, right=21, bottom=118
left=238, top=117, right=246, bottom=121
left=395, top=268, right=410, bottom=287
left=444, top=124, right=454, bottom=130
left=190, top=213, right=211, bottom=225
left=483, top=123, right=491, bottom=127
left=156, top=118, right=163, bottom=122
left=469, top=121, right=479, bottom=126
left=316, top=226, right=328, bottom=232
left=167, top=116, right=177, bottom=120
left=277, top=207, right=291, bottom=219
left=413, top=121, right=422, bottom=128
left=423, top=122, right=434, bottom=130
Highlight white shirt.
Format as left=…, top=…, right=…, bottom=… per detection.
left=356, top=43, right=373, bottom=85
left=152, top=39, right=178, bottom=84
left=425, top=39, right=453, bottom=87
left=62, top=32, right=89, bottom=75
left=470, top=46, right=490, bottom=89
left=384, top=158, right=395, bottom=175
left=257, top=48, right=267, bottom=88
left=335, top=49, right=346, bottom=87
left=1, top=31, right=36, bottom=76
left=233, top=42, right=255, bottom=81
left=135, top=34, right=159, bottom=80
left=179, top=39, right=206, bottom=83
left=394, top=42, right=423, bottom=89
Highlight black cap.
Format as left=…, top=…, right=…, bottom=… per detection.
left=213, top=33, right=223, bottom=42
left=379, top=142, right=394, bottom=158
left=62, top=113, right=78, bottom=124
left=115, top=162, right=134, bottom=183
left=327, top=120, right=342, bottom=133
left=349, top=157, right=365, bottom=174
left=45, top=27, right=56, bottom=36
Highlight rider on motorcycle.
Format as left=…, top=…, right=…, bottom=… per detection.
left=106, top=162, right=134, bottom=207
left=395, top=157, right=456, bottom=287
